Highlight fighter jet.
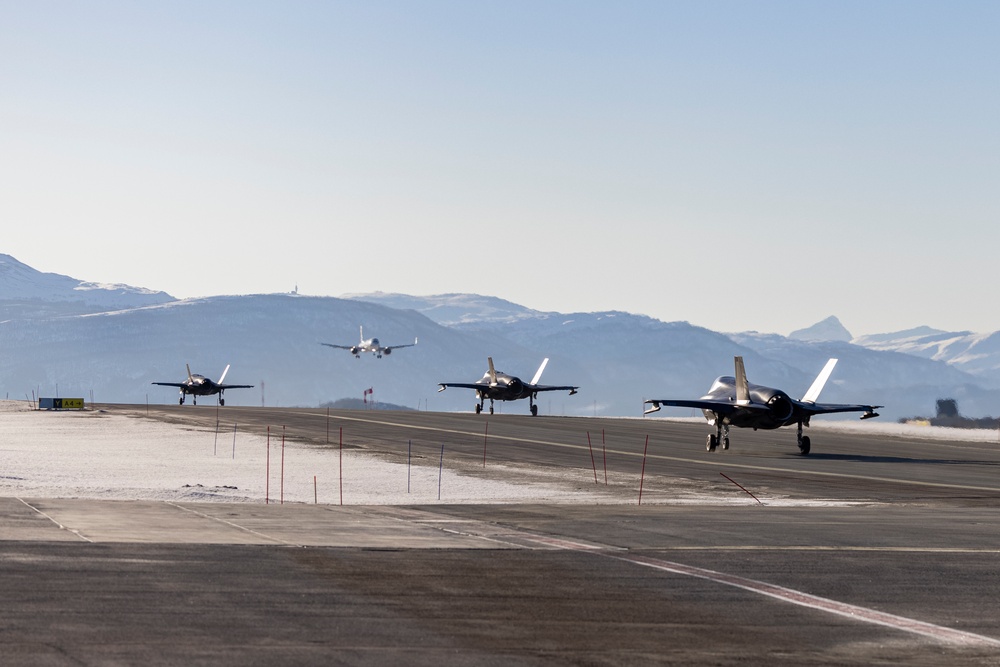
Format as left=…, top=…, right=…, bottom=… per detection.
left=152, top=364, right=254, bottom=406
left=643, top=356, right=880, bottom=455
left=321, top=326, right=418, bottom=359
left=438, top=357, right=579, bottom=416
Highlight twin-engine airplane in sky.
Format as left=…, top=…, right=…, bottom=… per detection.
left=152, top=364, right=254, bottom=406
left=438, top=357, right=579, bottom=416
left=321, top=326, right=418, bottom=359
left=644, top=356, right=880, bottom=454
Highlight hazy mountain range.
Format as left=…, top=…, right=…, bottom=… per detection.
left=3, top=253, right=1000, bottom=422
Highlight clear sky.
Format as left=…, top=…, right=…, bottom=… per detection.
left=2, top=1, right=997, bottom=336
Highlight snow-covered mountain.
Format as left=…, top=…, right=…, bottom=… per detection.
left=3, top=256, right=1000, bottom=421
left=341, top=292, right=546, bottom=326
left=789, top=315, right=853, bottom=342
left=0, top=254, right=174, bottom=319
left=852, top=328, right=1000, bottom=379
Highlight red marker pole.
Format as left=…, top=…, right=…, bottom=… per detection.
left=339, top=426, right=343, bottom=506
left=280, top=426, right=286, bottom=505
left=265, top=426, right=270, bottom=505
left=638, top=435, right=649, bottom=505
left=587, top=432, right=598, bottom=484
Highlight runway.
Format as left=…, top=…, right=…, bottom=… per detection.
left=3, top=405, right=1000, bottom=665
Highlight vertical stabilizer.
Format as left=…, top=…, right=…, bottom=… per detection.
left=186, top=364, right=194, bottom=382
left=359, top=325, right=364, bottom=344
left=734, top=356, right=751, bottom=404
left=530, top=358, right=550, bottom=386
left=218, top=364, right=231, bottom=384
left=802, top=358, right=838, bottom=403
left=487, top=357, right=498, bottom=385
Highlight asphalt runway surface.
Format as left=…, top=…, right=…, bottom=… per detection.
left=3, top=405, right=1000, bottom=666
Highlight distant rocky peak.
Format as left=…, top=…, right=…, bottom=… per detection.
left=789, top=316, right=853, bottom=342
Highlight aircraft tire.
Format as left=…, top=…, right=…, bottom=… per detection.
left=706, top=434, right=717, bottom=452
left=530, top=405, right=538, bottom=416
left=475, top=404, right=481, bottom=414
left=799, top=435, right=811, bottom=456
left=722, top=437, right=730, bottom=450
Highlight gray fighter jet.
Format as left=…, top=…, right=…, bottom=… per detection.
left=321, top=325, right=417, bottom=359
left=152, top=364, right=254, bottom=406
left=644, top=356, right=880, bottom=454
left=438, top=357, right=579, bottom=416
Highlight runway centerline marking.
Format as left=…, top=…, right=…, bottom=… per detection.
left=276, top=409, right=1000, bottom=494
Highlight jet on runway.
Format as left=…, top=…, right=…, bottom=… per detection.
left=643, top=356, right=880, bottom=454
left=438, top=357, right=579, bottom=416
left=321, top=326, right=417, bottom=359
left=152, top=364, right=254, bottom=406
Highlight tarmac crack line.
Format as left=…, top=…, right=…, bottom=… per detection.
left=609, top=552, right=1000, bottom=649
left=16, top=498, right=93, bottom=543
left=164, top=502, right=303, bottom=547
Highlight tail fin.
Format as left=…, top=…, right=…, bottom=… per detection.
left=487, top=357, right=498, bottom=385
left=218, top=364, right=231, bottom=384
left=360, top=325, right=364, bottom=343
left=734, top=356, right=751, bottom=404
left=186, top=364, right=194, bottom=382
left=802, top=358, right=838, bottom=403
left=530, top=358, right=550, bottom=386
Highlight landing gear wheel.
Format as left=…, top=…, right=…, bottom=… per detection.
left=798, top=435, right=811, bottom=456
left=706, top=434, right=718, bottom=452
left=530, top=405, right=538, bottom=416
left=722, top=437, right=730, bottom=450
left=179, top=396, right=184, bottom=405
left=489, top=405, right=495, bottom=415
left=220, top=397, right=225, bottom=406
left=475, top=404, right=482, bottom=414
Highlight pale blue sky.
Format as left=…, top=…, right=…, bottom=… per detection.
left=2, top=1, right=997, bottom=336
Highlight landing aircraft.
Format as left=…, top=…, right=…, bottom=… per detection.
left=438, top=357, right=579, bottom=416
left=321, top=326, right=418, bottom=359
left=643, top=356, right=880, bottom=455
left=152, top=364, right=254, bottom=406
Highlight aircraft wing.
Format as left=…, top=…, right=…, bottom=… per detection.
left=151, top=382, right=185, bottom=387
left=437, top=383, right=484, bottom=392
left=217, top=384, right=255, bottom=390
left=643, top=398, right=770, bottom=416
left=320, top=343, right=353, bottom=350
left=385, top=338, right=418, bottom=351
left=529, top=384, right=579, bottom=394
left=798, top=401, right=881, bottom=418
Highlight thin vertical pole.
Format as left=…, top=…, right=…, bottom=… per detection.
left=638, top=435, right=649, bottom=505
left=437, top=444, right=445, bottom=500
left=280, top=426, right=286, bottom=505
left=339, top=427, right=343, bottom=506
left=407, top=440, right=412, bottom=493
left=587, top=432, right=598, bottom=483
left=482, top=421, right=489, bottom=467
left=603, top=429, right=608, bottom=485
left=232, top=423, right=237, bottom=459
left=266, top=426, right=270, bottom=504
left=326, top=407, right=330, bottom=445
left=314, top=475, right=317, bottom=504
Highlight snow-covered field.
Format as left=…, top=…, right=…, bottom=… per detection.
left=0, top=401, right=645, bottom=505
left=2, top=401, right=994, bottom=506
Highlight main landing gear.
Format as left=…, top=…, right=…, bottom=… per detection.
left=796, top=421, right=811, bottom=455
left=475, top=398, right=495, bottom=415
left=706, top=424, right=730, bottom=452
